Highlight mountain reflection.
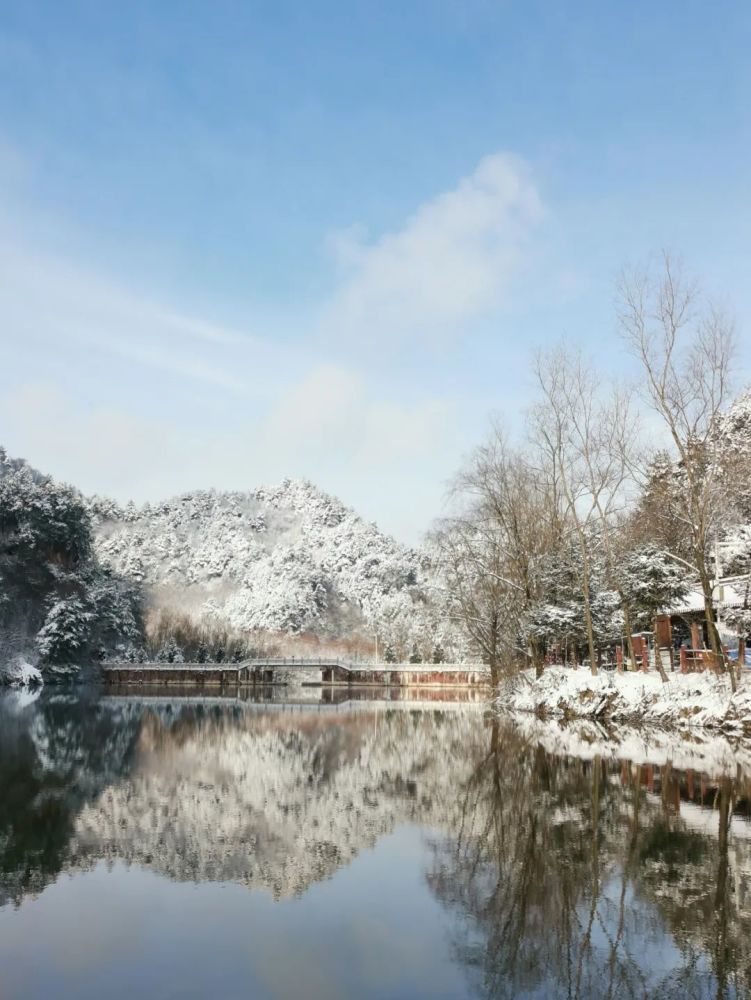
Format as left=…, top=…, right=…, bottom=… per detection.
left=2, top=692, right=751, bottom=998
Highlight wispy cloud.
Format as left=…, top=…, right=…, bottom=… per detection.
left=0, top=242, right=256, bottom=391
left=322, top=152, right=543, bottom=344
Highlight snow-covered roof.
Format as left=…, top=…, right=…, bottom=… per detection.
left=669, top=581, right=747, bottom=616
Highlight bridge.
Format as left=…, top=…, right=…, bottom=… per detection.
left=102, top=657, right=488, bottom=689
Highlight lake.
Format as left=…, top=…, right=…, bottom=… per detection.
left=1, top=688, right=749, bottom=999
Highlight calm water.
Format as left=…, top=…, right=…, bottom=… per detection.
left=1, top=689, right=750, bottom=1000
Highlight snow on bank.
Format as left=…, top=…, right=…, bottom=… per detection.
left=0, top=657, right=43, bottom=690
left=499, top=666, right=751, bottom=734
left=508, top=713, right=751, bottom=779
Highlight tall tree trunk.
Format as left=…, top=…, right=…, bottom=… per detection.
left=697, top=558, right=736, bottom=692
left=620, top=599, right=638, bottom=672
left=488, top=612, right=500, bottom=687
left=581, top=558, right=598, bottom=677
left=530, top=636, right=544, bottom=678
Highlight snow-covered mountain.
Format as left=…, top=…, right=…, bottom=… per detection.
left=91, top=479, right=457, bottom=655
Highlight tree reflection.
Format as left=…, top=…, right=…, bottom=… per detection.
left=0, top=693, right=141, bottom=906
left=427, top=719, right=751, bottom=999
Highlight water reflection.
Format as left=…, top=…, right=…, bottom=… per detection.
left=428, top=719, right=751, bottom=998
left=1, top=692, right=751, bottom=999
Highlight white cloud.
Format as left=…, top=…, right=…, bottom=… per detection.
left=323, top=152, right=543, bottom=343
left=259, top=363, right=456, bottom=473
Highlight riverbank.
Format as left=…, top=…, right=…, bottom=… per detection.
left=499, top=666, right=751, bottom=734
left=506, top=712, right=751, bottom=779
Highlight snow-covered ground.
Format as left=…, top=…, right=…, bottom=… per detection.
left=508, top=713, right=751, bottom=778
left=499, top=666, right=751, bottom=734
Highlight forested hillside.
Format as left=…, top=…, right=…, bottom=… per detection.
left=0, top=449, right=142, bottom=682
left=91, top=478, right=462, bottom=662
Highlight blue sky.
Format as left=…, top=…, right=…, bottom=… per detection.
left=0, top=1, right=749, bottom=541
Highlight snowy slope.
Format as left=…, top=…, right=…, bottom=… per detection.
left=91, top=479, right=456, bottom=652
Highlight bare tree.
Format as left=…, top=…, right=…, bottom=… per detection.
left=454, top=423, right=562, bottom=677
left=431, top=427, right=556, bottom=683
left=618, top=252, right=736, bottom=687
left=532, top=346, right=636, bottom=676
left=431, top=509, right=515, bottom=686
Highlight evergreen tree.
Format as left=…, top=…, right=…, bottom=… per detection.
left=616, top=544, right=689, bottom=631
left=35, top=597, right=93, bottom=664
left=0, top=450, right=146, bottom=678
left=409, top=643, right=422, bottom=664
left=157, top=637, right=184, bottom=663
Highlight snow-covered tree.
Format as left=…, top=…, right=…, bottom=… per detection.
left=616, top=544, right=689, bottom=631
left=35, top=597, right=93, bottom=664
left=157, top=637, right=184, bottom=664
left=619, top=253, right=737, bottom=684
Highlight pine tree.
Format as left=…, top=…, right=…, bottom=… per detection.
left=0, top=449, right=147, bottom=674
left=409, top=642, right=422, bottom=664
